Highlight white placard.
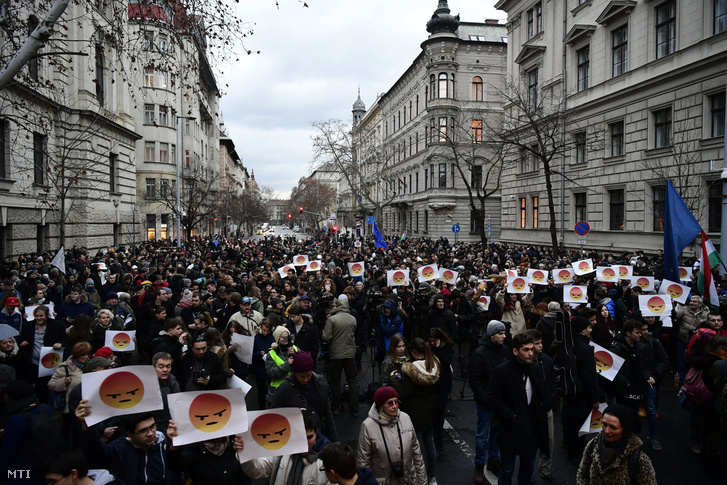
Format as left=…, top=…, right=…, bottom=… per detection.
left=633, top=276, right=655, bottom=292
left=506, top=276, right=530, bottom=294
left=347, top=261, right=365, bottom=277
left=38, top=346, right=63, bottom=377
left=615, top=265, right=633, bottom=280
left=277, top=264, right=295, bottom=278
left=477, top=295, right=490, bottom=310
left=387, top=270, right=410, bottom=287
left=292, top=255, right=309, bottom=266
left=306, top=260, right=321, bottom=272
left=82, top=366, right=163, bottom=427
left=596, top=267, right=619, bottom=283
left=589, top=342, right=625, bottom=382
left=439, top=269, right=459, bottom=284
left=552, top=268, right=575, bottom=284
left=658, top=279, right=690, bottom=305
left=638, top=294, right=673, bottom=317
left=527, top=268, right=549, bottom=285
left=506, top=269, right=518, bottom=277
left=563, top=285, right=588, bottom=304
left=168, top=388, right=249, bottom=446
left=104, top=330, right=136, bottom=352
left=24, top=302, right=55, bottom=321
left=679, top=266, right=693, bottom=282
left=227, top=374, right=252, bottom=394
left=231, top=333, right=255, bottom=365
left=417, top=264, right=439, bottom=283
left=572, top=259, right=594, bottom=275
left=236, top=408, right=308, bottom=462
left=579, top=402, right=608, bottom=436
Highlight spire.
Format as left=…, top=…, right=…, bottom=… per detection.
left=426, top=0, right=460, bottom=36
left=352, top=88, right=366, bottom=126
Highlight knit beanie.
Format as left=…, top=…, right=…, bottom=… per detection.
left=271, top=326, right=290, bottom=349
left=571, top=316, right=591, bottom=334
left=373, top=386, right=399, bottom=409
left=291, top=351, right=315, bottom=373
left=486, top=320, right=507, bottom=337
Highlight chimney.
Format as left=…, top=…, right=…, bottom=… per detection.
left=485, top=19, right=500, bottom=24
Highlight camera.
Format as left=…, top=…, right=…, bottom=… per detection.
left=391, top=460, right=405, bottom=478
left=194, top=368, right=210, bottom=380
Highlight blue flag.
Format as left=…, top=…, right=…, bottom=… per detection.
left=372, top=222, right=389, bottom=250
left=664, top=179, right=702, bottom=282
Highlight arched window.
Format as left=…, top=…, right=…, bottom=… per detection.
left=438, top=73, right=448, bottom=98
left=472, top=76, right=483, bottom=101
left=429, top=75, right=436, bottom=100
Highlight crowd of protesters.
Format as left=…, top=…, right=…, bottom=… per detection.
left=0, top=233, right=724, bottom=484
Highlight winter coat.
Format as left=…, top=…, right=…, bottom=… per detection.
left=290, top=316, right=320, bottom=359
left=228, top=310, right=263, bottom=336
left=170, top=438, right=247, bottom=485
left=495, top=291, right=533, bottom=336
left=150, top=333, right=185, bottom=374
left=392, top=359, right=440, bottom=430
left=91, top=317, right=123, bottom=351
left=271, top=373, right=337, bottom=441
left=155, top=374, right=180, bottom=433
left=241, top=433, right=330, bottom=485
left=426, top=296, right=457, bottom=340
left=0, top=308, right=23, bottom=332
left=252, top=332, right=275, bottom=380
left=56, top=293, right=95, bottom=325
left=534, top=352, right=556, bottom=409
left=379, top=301, right=404, bottom=351
left=0, top=398, right=55, bottom=484
left=468, top=335, right=511, bottom=405
left=18, top=319, right=65, bottom=378
left=380, top=355, right=410, bottom=387
left=675, top=303, right=709, bottom=344
left=357, top=404, right=427, bottom=485
left=610, top=333, right=650, bottom=399
left=573, top=334, right=600, bottom=404
left=48, top=357, right=85, bottom=413
left=323, top=299, right=357, bottom=360
left=642, top=330, right=670, bottom=382
left=535, top=311, right=558, bottom=356
left=576, top=433, right=657, bottom=485
left=485, top=356, right=551, bottom=455
left=177, top=350, right=227, bottom=392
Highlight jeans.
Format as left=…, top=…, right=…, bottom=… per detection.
left=499, top=445, right=537, bottom=485
left=475, top=402, right=500, bottom=465
left=417, top=427, right=437, bottom=479
left=538, top=410, right=554, bottom=476
left=644, top=384, right=659, bottom=439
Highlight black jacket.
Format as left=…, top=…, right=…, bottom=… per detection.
left=270, top=373, right=337, bottom=441
left=426, top=297, right=457, bottom=340
left=468, top=335, right=511, bottom=405
left=610, top=333, right=649, bottom=397
left=534, top=352, right=556, bottom=411
left=573, top=334, right=600, bottom=404
left=177, top=351, right=227, bottom=391
left=535, top=312, right=558, bottom=356
left=642, top=331, right=669, bottom=382
left=18, top=319, right=66, bottom=380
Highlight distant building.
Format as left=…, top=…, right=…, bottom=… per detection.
left=269, top=199, right=291, bottom=225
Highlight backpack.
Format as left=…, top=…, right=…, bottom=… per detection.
left=682, top=367, right=714, bottom=405
left=552, top=311, right=578, bottom=399
left=20, top=403, right=65, bottom=473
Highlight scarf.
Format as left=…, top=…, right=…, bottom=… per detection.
left=597, top=433, right=627, bottom=468
left=511, top=355, right=532, bottom=376
left=203, top=437, right=229, bottom=456
left=378, top=408, right=395, bottom=422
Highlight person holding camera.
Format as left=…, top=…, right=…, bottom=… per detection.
left=178, top=337, right=226, bottom=391
left=357, top=386, right=427, bottom=485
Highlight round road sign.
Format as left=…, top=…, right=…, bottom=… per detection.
left=574, top=221, right=590, bottom=236
left=452, top=224, right=461, bottom=234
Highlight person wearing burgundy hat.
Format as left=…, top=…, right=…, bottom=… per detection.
left=0, top=295, right=23, bottom=332
left=357, top=386, right=427, bottom=485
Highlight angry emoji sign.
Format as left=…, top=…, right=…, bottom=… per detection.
left=569, top=287, right=584, bottom=301
left=99, top=371, right=145, bottom=409
left=41, top=352, right=60, bottom=369
left=189, top=393, right=232, bottom=433
left=422, top=266, right=436, bottom=279
left=349, top=263, right=363, bottom=276
left=594, top=351, right=614, bottom=372
left=112, top=332, right=131, bottom=350
left=250, top=413, right=292, bottom=451
left=441, top=270, right=455, bottom=282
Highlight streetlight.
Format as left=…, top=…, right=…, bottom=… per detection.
left=176, top=115, right=196, bottom=247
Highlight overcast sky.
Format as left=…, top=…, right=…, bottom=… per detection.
left=221, top=0, right=504, bottom=199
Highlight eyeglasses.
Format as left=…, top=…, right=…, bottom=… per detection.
left=135, top=423, right=157, bottom=435
left=385, top=399, right=401, bottom=408
left=45, top=476, right=68, bottom=485
left=319, top=466, right=330, bottom=473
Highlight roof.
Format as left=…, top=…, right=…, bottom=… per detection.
left=458, top=22, right=508, bottom=42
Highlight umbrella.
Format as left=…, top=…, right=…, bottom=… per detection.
left=0, top=324, right=19, bottom=341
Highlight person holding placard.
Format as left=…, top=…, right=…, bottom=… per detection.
left=18, top=304, right=64, bottom=391
left=641, top=316, right=669, bottom=451
left=495, top=283, right=533, bottom=337
left=610, top=320, right=650, bottom=413
left=48, top=342, right=92, bottom=415
left=265, top=327, right=299, bottom=405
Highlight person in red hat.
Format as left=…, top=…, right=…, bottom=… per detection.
left=0, top=295, right=23, bottom=332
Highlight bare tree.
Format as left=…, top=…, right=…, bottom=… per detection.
left=157, top=165, right=220, bottom=241
left=223, top=184, right=273, bottom=237
left=289, top=177, right=336, bottom=230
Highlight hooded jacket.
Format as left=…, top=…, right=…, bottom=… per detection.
left=426, top=295, right=457, bottom=340
left=56, top=293, right=95, bottom=325
left=675, top=302, right=709, bottom=344
left=394, top=359, right=440, bottom=430
left=323, top=299, right=357, bottom=360
left=610, top=333, right=650, bottom=399
left=380, top=300, right=403, bottom=350
left=495, top=290, right=533, bottom=336
left=469, top=335, right=512, bottom=405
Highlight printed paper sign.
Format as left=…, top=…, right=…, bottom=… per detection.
left=231, top=333, right=255, bottom=365
left=354, top=241, right=362, bottom=248
left=227, top=374, right=252, bottom=394
left=237, top=408, right=308, bottom=462
left=527, top=269, right=549, bottom=285
left=589, top=342, right=625, bottom=382
left=658, top=279, right=690, bottom=304
left=277, top=264, right=295, bottom=279
left=105, top=330, right=136, bottom=352
left=348, top=262, right=365, bottom=277
left=639, top=294, right=673, bottom=317
left=38, top=347, right=64, bottom=377
left=552, top=268, right=575, bottom=284
left=660, top=314, right=673, bottom=328
left=439, top=269, right=459, bottom=284
left=306, top=260, right=321, bottom=272
left=293, top=255, right=309, bottom=266
left=169, top=388, right=249, bottom=446
left=82, top=366, right=163, bottom=427
left=572, top=259, right=594, bottom=275
left=596, top=267, right=619, bottom=283
left=633, top=276, right=655, bottom=292
left=616, top=265, right=633, bottom=280
left=507, top=276, right=530, bottom=294
left=387, top=269, right=410, bottom=287
left=417, top=264, right=439, bottom=283
left=579, top=402, right=608, bottom=436
left=679, top=267, right=693, bottom=282
left=477, top=295, right=490, bottom=310
left=24, top=302, right=55, bottom=321
left=506, top=269, right=518, bottom=277
left=563, top=285, right=588, bottom=303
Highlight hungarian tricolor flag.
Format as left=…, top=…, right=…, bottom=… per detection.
left=697, top=231, right=721, bottom=308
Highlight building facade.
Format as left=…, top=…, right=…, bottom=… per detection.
left=495, top=0, right=727, bottom=253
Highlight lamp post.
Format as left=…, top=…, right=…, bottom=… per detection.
left=176, top=115, right=195, bottom=247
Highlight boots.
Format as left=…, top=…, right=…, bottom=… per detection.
left=474, top=464, right=485, bottom=484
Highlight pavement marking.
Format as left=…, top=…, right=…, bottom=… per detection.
left=443, top=419, right=497, bottom=484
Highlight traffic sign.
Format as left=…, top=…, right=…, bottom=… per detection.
left=577, top=236, right=587, bottom=245
left=574, top=221, right=590, bottom=236
left=487, top=224, right=491, bottom=237
left=366, top=216, right=376, bottom=224
left=452, top=224, right=461, bottom=233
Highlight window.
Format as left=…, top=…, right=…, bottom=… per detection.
left=528, top=68, right=538, bottom=107
left=438, top=117, right=448, bottom=142
left=530, top=144, right=540, bottom=171
left=472, top=76, right=483, bottom=101
left=0, top=119, right=6, bottom=179
left=656, top=0, right=676, bottom=59
left=519, top=198, right=526, bottom=228
left=424, top=169, right=428, bottom=190
left=109, top=153, right=118, bottom=193
left=471, top=209, right=484, bottom=233
left=416, top=95, right=420, bottom=115
left=709, top=182, right=722, bottom=232
left=33, top=132, right=46, bottom=184
left=612, top=26, right=628, bottom=77
left=160, top=179, right=169, bottom=198
left=439, top=164, right=447, bottom=188
left=450, top=74, right=456, bottom=99
left=424, top=210, right=429, bottom=232
left=143, top=31, right=153, bottom=50
left=536, top=2, right=543, bottom=33
left=532, top=196, right=539, bottom=228
left=609, top=189, right=625, bottom=230
left=429, top=75, right=436, bottom=100
left=438, top=73, right=448, bottom=98
left=415, top=132, right=419, bottom=152
left=574, top=132, right=586, bottom=163
left=652, top=186, right=665, bottom=231
left=472, top=165, right=483, bottom=189
left=409, top=174, right=412, bottom=193
left=158, top=106, right=168, bottom=126
left=185, top=118, right=190, bottom=135
left=416, top=172, right=419, bottom=192
left=158, top=34, right=167, bottom=52
left=416, top=211, right=419, bottom=232
left=143, top=67, right=154, bottom=87
left=95, top=44, right=104, bottom=105
left=520, top=149, right=529, bottom=173
left=610, top=121, right=624, bottom=156
left=159, top=143, right=169, bottom=163
left=472, top=119, right=483, bottom=143
left=28, top=17, right=39, bottom=81
left=577, top=46, right=589, bottom=91
left=144, top=142, right=155, bottom=162
left=430, top=164, right=435, bottom=187
left=145, top=179, right=156, bottom=199
left=717, top=0, right=727, bottom=33
left=527, top=8, right=534, bottom=38
left=711, top=92, right=725, bottom=137
left=574, top=192, right=587, bottom=221
left=144, top=104, right=154, bottom=124
left=146, top=214, right=156, bottom=241
left=654, top=108, right=672, bottom=148
left=409, top=101, right=412, bottom=120
left=185, top=150, right=190, bottom=168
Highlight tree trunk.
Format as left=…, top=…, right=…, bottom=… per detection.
left=543, top=161, right=561, bottom=256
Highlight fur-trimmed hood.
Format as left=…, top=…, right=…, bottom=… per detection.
left=64, top=292, right=89, bottom=305
left=401, top=359, right=440, bottom=386
left=0, top=339, right=19, bottom=358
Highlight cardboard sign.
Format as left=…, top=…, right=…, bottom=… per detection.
left=24, top=302, right=55, bottom=321
left=168, top=388, right=249, bottom=446
left=658, top=279, right=690, bottom=304
left=277, top=265, right=295, bottom=279
left=679, top=266, right=693, bottom=282
left=596, top=267, right=619, bottom=283
left=417, top=264, right=439, bottom=283
left=38, top=347, right=63, bottom=377
left=477, top=295, right=490, bottom=310
left=563, top=285, right=588, bottom=303
left=579, top=402, right=608, bottom=437
left=527, top=269, right=549, bottom=285
left=236, top=408, right=308, bottom=462
left=348, top=262, right=365, bottom=277
left=616, top=265, right=633, bottom=280
left=292, top=255, right=309, bottom=266
left=105, top=330, right=136, bottom=352
left=572, top=259, right=594, bottom=275
left=639, top=294, right=672, bottom=317
left=633, top=276, right=655, bottom=292
left=231, top=333, right=255, bottom=365
left=552, top=268, right=575, bottom=284
left=589, top=342, right=625, bottom=382
left=506, top=276, right=530, bottom=294
left=387, top=270, right=410, bottom=287
left=82, top=366, right=163, bottom=427
left=439, top=269, right=459, bottom=284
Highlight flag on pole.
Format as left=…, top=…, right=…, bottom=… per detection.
left=400, top=231, right=407, bottom=242
left=50, top=246, right=66, bottom=274
left=698, top=231, right=721, bottom=308
left=664, top=180, right=702, bottom=282
left=372, top=223, right=388, bottom=250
